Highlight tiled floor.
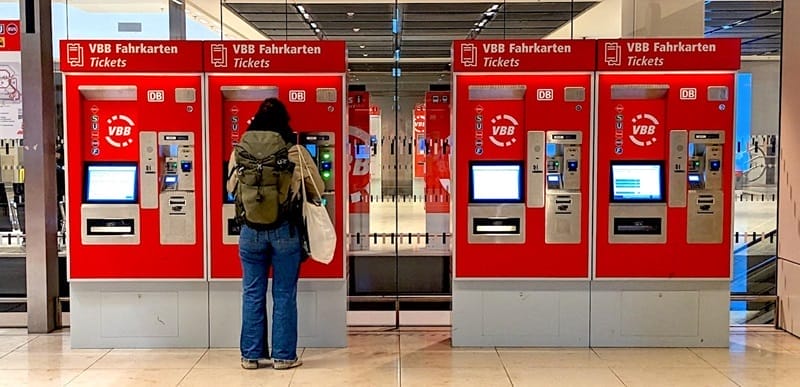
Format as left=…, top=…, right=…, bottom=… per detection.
left=2, top=327, right=800, bottom=386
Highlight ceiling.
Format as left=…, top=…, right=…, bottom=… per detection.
left=705, top=0, right=782, bottom=56
left=224, top=1, right=783, bottom=97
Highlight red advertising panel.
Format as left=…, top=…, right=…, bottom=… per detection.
left=596, top=38, right=741, bottom=71
left=0, top=20, right=21, bottom=52
left=208, top=75, right=345, bottom=279
left=203, top=41, right=346, bottom=73
left=59, top=40, right=204, bottom=73
left=453, top=40, right=596, bottom=72
left=348, top=91, right=371, bottom=214
left=425, top=92, right=451, bottom=213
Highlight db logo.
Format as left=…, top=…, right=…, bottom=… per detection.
left=147, top=90, right=165, bottom=103
left=489, top=114, right=518, bottom=147
left=105, top=114, right=135, bottom=148
left=680, top=88, right=697, bottom=100
left=629, top=113, right=659, bottom=147
left=289, top=90, right=306, bottom=103
left=537, top=89, right=554, bottom=101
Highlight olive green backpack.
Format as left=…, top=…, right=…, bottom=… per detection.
left=233, top=131, right=294, bottom=228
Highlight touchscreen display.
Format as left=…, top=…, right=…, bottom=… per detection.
left=470, top=162, right=523, bottom=202
left=85, top=164, right=138, bottom=203
left=611, top=162, right=664, bottom=202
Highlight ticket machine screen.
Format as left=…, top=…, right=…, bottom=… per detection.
left=469, top=162, right=524, bottom=203
left=610, top=162, right=664, bottom=202
left=84, top=163, right=138, bottom=203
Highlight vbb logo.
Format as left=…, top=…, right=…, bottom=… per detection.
left=629, top=113, right=659, bottom=147
left=289, top=90, right=306, bottom=103
left=489, top=114, right=519, bottom=148
left=105, top=114, right=135, bottom=148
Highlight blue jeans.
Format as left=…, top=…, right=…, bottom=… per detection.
left=239, top=222, right=302, bottom=361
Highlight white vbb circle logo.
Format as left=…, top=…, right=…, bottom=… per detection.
left=105, top=114, right=135, bottom=148
left=489, top=114, right=518, bottom=147
left=629, top=113, right=659, bottom=147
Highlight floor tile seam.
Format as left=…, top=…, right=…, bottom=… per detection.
left=687, top=347, right=720, bottom=368
left=495, top=347, right=515, bottom=387
left=0, top=335, right=37, bottom=357
left=707, top=364, right=745, bottom=387
left=64, top=348, right=111, bottom=387
left=177, top=348, right=209, bottom=386
left=607, top=366, right=629, bottom=387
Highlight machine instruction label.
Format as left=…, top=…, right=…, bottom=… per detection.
left=203, top=41, right=346, bottom=73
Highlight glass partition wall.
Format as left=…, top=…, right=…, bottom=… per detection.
left=0, top=0, right=783, bottom=329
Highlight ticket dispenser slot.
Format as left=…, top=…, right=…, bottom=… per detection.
left=158, top=133, right=196, bottom=245
left=544, top=131, right=582, bottom=244
left=467, top=161, right=525, bottom=244
left=301, top=132, right=336, bottom=222
left=687, top=130, right=725, bottom=244
left=221, top=86, right=279, bottom=245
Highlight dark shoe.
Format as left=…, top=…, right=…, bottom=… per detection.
left=241, top=358, right=272, bottom=369
left=273, top=358, right=303, bottom=370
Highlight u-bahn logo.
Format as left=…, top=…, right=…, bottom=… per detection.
left=489, top=114, right=518, bottom=147
left=629, top=113, right=659, bottom=147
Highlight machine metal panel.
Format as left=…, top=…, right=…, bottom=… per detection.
left=563, top=86, right=586, bottom=102
left=77, top=85, right=137, bottom=101
left=160, top=192, right=196, bottom=245
left=468, top=204, right=525, bottom=244
left=174, top=88, right=197, bottom=103
left=669, top=130, right=688, bottom=208
left=315, top=88, right=338, bottom=103
left=610, top=84, right=669, bottom=100
left=222, top=204, right=238, bottom=245
left=139, top=131, right=158, bottom=209
left=707, top=86, right=729, bottom=102
left=608, top=204, right=666, bottom=244
left=80, top=203, right=140, bottom=245
left=220, top=85, right=278, bottom=101
left=687, top=190, right=724, bottom=244
left=546, top=193, right=581, bottom=244
left=526, top=131, right=545, bottom=208
left=468, top=85, right=526, bottom=101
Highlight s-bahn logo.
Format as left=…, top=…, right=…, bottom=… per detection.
left=629, top=113, right=659, bottom=147
left=489, top=114, right=518, bottom=147
left=105, top=114, right=135, bottom=148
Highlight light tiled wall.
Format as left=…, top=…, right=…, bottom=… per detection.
left=778, top=1, right=800, bottom=335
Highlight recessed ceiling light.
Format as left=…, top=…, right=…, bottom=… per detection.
left=359, top=44, right=366, bottom=49
left=363, top=53, right=368, bottom=57
left=310, top=22, right=318, bottom=28
left=346, top=11, right=355, bottom=17
left=353, top=27, right=361, bottom=32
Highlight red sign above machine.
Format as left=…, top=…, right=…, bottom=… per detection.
left=59, top=40, right=204, bottom=72
left=596, top=38, right=741, bottom=71
left=452, top=40, right=596, bottom=72
left=203, top=41, right=347, bottom=73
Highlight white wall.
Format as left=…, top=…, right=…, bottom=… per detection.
left=742, top=60, right=781, bottom=136
left=778, top=0, right=800, bottom=335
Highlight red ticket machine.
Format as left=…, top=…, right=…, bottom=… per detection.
left=348, top=90, right=371, bottom=251
left=451, top=40, right=595, bottom=346
left=204, top=41, right=347, bottom=347
left=424, top=91, right=451, bottom=249
left=592, top=39, right=740, bottom=347
left=61, top=40, right=207, bottom=348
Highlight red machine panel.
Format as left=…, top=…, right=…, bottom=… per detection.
left=63, top=40, right=205, bottom=280
left=205, top=41, right=346, bottom=279
left=594, top=38, right=740, bottom=279
left=454, top=73, right=593, bottom=278
left=65, top=77, right=205, bottom=279
left=348, top=91, right=371, bottom=216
